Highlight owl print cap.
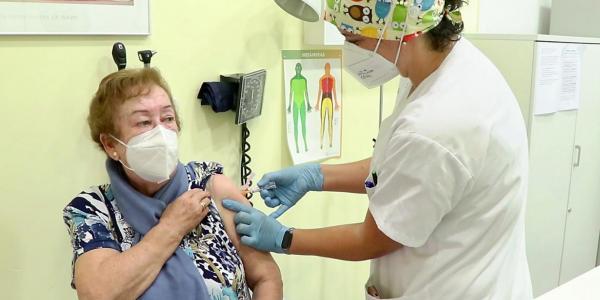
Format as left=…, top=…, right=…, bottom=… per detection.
left=324, top=0, right=449, bottom=42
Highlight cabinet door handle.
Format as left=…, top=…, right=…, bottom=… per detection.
left=597, top=231, right=600, bottom=267
left=574, top=145, right=582, bottom=167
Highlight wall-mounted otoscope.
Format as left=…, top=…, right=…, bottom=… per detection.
left=110, top=42, right=158, bottom=70
left=112, top=42, right=127, bottom=70
left=137, top=50, right=157, bottom=68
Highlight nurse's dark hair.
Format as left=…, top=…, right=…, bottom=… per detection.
left=426, top=0, right=466, bottom=52
left=87, top=68, right=181, bottom=150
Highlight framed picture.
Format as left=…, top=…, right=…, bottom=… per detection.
left=0, top=0, right=149, bottom=35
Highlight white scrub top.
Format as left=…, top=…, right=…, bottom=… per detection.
left=366, top=38, right=533, bottom=300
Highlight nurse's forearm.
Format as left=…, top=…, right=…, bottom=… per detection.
left=287, top=211, right=401, bottom=261
left=321, top=158, right=371, bottom=194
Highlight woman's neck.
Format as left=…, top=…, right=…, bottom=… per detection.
left=408, top=38, right=456, bottom=91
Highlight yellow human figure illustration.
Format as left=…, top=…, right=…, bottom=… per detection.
left=314, top=63, right=340, bottom=149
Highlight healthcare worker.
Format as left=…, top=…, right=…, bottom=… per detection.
left=223, top=0, right=533, bottom=298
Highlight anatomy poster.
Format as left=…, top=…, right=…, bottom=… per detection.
left=282, top=50, right=342, bottom=165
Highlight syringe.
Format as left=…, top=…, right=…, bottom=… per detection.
left=246, top=181, right=277, bottom=194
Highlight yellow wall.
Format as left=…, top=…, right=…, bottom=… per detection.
left=462, top=0, right=480, bottom=33
left=0, top=2, right=480, bottom=299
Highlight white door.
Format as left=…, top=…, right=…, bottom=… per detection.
left=524, top=42, right=579, bottom=296
left=527, top=110, right=578, bottom=295
left=559, top=43, right=600, bottom=284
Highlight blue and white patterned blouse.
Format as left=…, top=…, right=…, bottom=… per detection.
left=63, top=161, right=251, bottom=300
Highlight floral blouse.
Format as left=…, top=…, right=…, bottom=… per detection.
left=63, top=161, right=250, bottom=300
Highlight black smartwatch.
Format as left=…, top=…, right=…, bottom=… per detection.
left=280, top=228, right=294, bottom=252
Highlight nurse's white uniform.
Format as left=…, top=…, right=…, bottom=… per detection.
left=366, top=38, right=533, bottom=299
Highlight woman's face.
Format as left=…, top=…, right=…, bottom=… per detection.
left=343, top=31, right=413, bottom=77
left=102, top=84, right=178, bottom=165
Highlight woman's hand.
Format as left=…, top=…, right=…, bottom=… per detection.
left=258, top=163, right=324, bottom=218
left=74, top=189, right=211, bottom=300
left=160, top=189, right=212, bottom=239
left=223, top=200, right=288, bottom=253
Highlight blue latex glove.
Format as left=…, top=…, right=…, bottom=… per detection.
left=258, top=163, right=324, bottom=218
left=222, top=199, right=289, bottom=253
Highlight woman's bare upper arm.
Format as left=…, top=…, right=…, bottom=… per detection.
left=207, top=175, right=281, bottom=287
left=206, top=175, right=251, bottom=249
left=73, top=248, right=120, bottom=290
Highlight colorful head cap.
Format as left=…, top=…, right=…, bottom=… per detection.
left=324, top=0, right=454, bottom=42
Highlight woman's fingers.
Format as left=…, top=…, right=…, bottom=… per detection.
left=161, top=188, right=213, bottom=236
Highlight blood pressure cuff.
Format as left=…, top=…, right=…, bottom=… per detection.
left=198, top=82, right=235, bottom=113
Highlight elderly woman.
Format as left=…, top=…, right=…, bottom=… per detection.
left=63, top=68, right=282, bottom=300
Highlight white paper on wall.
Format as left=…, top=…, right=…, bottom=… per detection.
left=558, top=45, right=583, bottom=111
left=533, top=42, right=584, bottom=115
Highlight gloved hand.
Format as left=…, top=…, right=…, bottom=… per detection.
left=222, top=199, right=289, bottom=253
left=258, top=163, right=324, bottom=218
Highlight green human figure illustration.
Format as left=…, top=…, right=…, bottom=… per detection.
left=288, top=63, right=312, bottom=153
left=314, top=63, right=340, bottom=149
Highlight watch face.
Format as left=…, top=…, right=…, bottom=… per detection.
left=281, top=229, right=293, bottom=250
left=236, top=69, right=266, bottom=124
